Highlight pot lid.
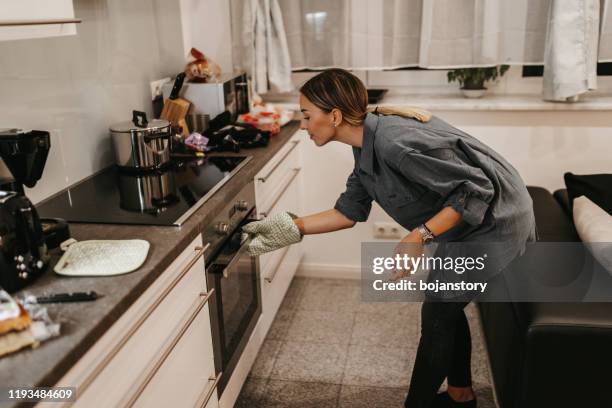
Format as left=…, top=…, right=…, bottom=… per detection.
left=109, top=119, right=171, bottom=133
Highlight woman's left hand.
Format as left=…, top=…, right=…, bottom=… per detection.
left=389, top=230, right=423, bottom=281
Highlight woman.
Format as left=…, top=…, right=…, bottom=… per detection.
left=243, top=68, right=536, bottom=408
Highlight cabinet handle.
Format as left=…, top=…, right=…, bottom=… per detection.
left=260, top=168, right=301, bottom=217
left=75, top=243, right=209, bottom=399
left=264, top=245, right=292, bottom=283
left=0, top=18, right=82, bottom=27
left=221, top=235, right=252, bottom=278
left=197, top=372, right=222, bottom=408
left=257, top=140, right=300, bottom=183
left=124, top=288, right=215, bottom=407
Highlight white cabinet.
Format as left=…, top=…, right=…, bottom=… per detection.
left=47, top=235, right=219, bottom=408
left=255, top=131, right=305, bottom=336
left=219, top=130, right=306, bottom=408
left=0, top=0, right=78, bottom=42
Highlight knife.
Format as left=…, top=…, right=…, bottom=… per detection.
left=169, top=72, right=186, bottom=100
left=35, top=291, right=102, bottom=304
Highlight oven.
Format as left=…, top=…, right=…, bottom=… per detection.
left=202, top=180, right=261, bottom=396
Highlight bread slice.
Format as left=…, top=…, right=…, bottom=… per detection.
left=0, top=304, right=32, bottom=336
left=0, top=328, right=38, bottom=357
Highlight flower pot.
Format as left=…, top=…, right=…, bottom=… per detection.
left=460, top=87, right=486, bottom=99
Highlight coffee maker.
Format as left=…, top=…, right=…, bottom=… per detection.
left=0, top=129, right=53, bottom=292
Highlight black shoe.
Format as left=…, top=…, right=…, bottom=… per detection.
left=431, top=391, right=477, bottom=408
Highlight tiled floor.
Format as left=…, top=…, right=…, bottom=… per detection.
left=236, top=278, right=497, bottom=408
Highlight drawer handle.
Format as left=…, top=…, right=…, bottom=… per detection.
left=264, top=245, right=292, bottom=283
left=257, top=140, right=300, bottom=183
left=197, top=372, right=222, bottom=408
left=125, top=287, right=215, bottom=406
left=260, top=167, right=301, bottom=217
left=75, top=243, right=209, bottom=399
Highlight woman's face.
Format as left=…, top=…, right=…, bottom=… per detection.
left=299, top=93, right=336, bottom=147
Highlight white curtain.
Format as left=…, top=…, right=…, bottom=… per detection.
left=271, top=0, right=612, bottom=100
left=277, top=0, right=552, bottom=69
left=231, top=0, right=293, bottom=94
left=543, top=0, right=601, bottom=101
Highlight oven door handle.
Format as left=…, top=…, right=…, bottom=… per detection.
left=220, top=234, right=253, bottom=279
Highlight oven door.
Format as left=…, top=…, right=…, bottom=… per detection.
left=206, top=217, right=261, bottom=396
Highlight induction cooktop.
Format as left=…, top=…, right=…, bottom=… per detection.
left=37, top=156, right=251, bottom=226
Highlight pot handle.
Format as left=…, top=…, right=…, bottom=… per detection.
left=132, top=110, right=149, bottom=128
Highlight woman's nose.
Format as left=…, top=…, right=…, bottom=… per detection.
left=299, top=120, right=307, bottom=130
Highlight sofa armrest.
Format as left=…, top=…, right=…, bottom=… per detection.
left=553, top=188, right=571, bottom=217
left=527, top=186, right=579, bottom=242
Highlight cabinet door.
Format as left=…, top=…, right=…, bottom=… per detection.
left=132, top=298, right=218, bottom=408
left=1, top=0, right=78, bottom=42
left=258, top=161, right=304, bottom=336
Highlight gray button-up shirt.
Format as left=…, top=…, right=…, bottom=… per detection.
left=335, top=113, right=536, bottom=265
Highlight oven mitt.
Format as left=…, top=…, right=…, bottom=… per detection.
left=54, top=238, right=150, bottom=276
left=242, top=212, right=303, bottom=257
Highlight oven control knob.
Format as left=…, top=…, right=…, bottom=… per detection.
left=235, top=200, right=249, bottom=211
left=215, top=222, right=229, bottom=235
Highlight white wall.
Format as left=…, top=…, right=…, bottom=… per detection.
left=179, top=0, right=233, bottom=71
left=0, top=0, right=232, bottom=205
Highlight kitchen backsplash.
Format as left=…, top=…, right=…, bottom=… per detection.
left=0, top=0, right=184, bottom=204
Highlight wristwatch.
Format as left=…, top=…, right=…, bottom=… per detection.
left=416, top=224, right=435, bottom=244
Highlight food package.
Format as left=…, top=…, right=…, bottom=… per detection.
left=237, top=94, right=294, bottom=135
left=184, top=48, right=221, bottom=83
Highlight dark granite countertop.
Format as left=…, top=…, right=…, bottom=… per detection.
left=0, top=122, right=301, bottom=392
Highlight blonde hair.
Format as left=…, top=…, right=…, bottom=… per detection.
left=300, top=68, right=432, bottom=125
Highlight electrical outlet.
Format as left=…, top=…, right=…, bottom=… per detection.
left=373, top=222, right=404, bottom=239
left=149, top=77, right=171, bottom=100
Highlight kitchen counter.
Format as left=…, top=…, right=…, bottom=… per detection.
left=0, top=121, right=301, bottom=391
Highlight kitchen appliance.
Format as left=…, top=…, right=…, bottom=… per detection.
left=0, top=128, right=53, bottom=292
left=36, top=155, right=252, bottom=226
left=162, top=72, right=250, bottom=122
left=202, top=180, right=261, bottom=397
left=110, top=111, right=172, bottom=171
left=0, top=129, right=50, bottom=194
left=0, top=191, right=50, bottom=293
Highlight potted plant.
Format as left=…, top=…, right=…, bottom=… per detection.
left=447, top=65, right=510, bottom=98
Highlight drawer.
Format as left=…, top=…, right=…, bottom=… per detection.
left=56, top=236, right=209, bottom=407
left=255, top=137, right=302, bottom=211
left=132, top=298, right=217, bottom=408
left=259, top=165, right=302, bottom=272
left=259, top=168, right=304, bottom=331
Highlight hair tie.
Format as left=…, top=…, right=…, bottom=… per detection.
left=374, top=106, right=379, bottom=114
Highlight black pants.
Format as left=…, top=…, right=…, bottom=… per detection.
left=404, top=301, right=473, bottom=408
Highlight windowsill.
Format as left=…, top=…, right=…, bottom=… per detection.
left=265, top=92, right=612, bottom=112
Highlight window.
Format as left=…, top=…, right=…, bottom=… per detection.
left=523, top=62, right=612, bottom=77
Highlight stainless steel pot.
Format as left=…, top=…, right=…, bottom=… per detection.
left=117, top=169, right=178, bottom=213
left=110, top=113, right=171, bottom=170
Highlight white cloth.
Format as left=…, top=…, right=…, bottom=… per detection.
left=543, top=0, right=600, bottom=101
left=231, top=0, right=293, bottom=94
left=573, top=195, right=612, bottom=275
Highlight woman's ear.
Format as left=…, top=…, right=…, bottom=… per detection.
left=330, top=108, right=343, bottom=127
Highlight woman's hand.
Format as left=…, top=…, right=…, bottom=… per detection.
left=389, top=230, right=423, bottom=281
left=242, top=212, right=303, bottom=256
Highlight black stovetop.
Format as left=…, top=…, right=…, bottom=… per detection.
left=37, top=156, right=250, bottom=226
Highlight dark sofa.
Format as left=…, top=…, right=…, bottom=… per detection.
left=477, top=186, right=612, bottom=408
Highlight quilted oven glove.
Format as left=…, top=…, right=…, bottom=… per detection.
left=242, top=212, right=303, bottom=257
